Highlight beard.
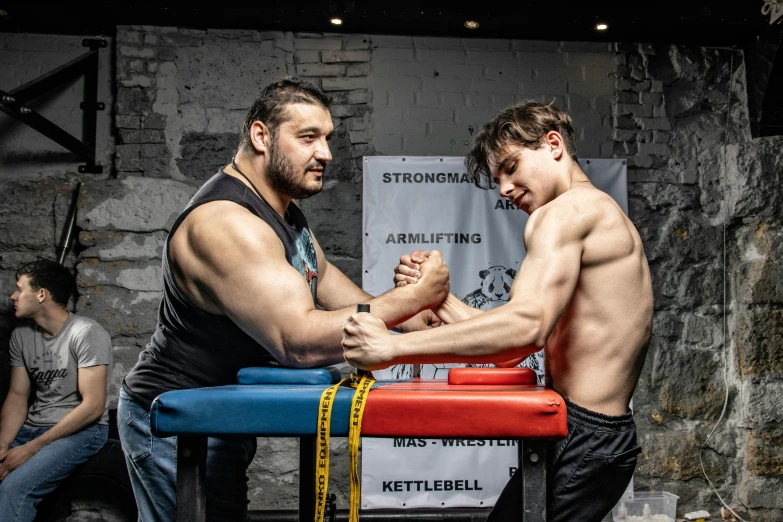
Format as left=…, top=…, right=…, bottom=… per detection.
left=267, top=137, right=325, bottom=200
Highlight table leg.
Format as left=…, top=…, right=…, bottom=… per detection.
left=299, top=436, right=316, bottom=522
left=177, top=435, right=207, bottom=522
left=520, top=439, right=548, bottom=522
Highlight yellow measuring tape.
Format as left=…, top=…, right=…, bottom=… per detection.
left=315, top=370, right=375, bottom=522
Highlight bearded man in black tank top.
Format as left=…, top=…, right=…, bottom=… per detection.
left=117, top=77, right=449, bottom=522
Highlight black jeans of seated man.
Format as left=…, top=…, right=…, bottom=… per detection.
left=487, top=400, right=640, bottom=522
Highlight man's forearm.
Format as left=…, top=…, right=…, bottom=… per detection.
left=287, top=284, right=433, bottom=368
left=433, top=293, right=484, bottom=324
left=28, top=400, right=104, bottom=451
left=390, top=303, right=544, bottom=365
left=318, top=266, right=428, bottom=327
left=0, top=396, right=28, bottom=450
left=367, top=283, right=437, bottom=329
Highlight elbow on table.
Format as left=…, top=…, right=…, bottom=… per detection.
left=531, top=331, right=548, bottom=352
left=279, top=352, right=313, bottom=369
left=277, top=342, right=336, bottom=369
left=266, top=335, right=308, bottom=368
left=506, top=308, right=548, bottom=352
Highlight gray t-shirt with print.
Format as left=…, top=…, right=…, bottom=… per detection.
left=9, top=313, right=113, bottom=427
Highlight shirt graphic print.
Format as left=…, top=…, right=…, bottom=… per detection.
left=292, top=226, right=318, bottom=301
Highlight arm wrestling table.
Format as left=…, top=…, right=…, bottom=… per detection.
left=149, top=367, right=566, bottom=522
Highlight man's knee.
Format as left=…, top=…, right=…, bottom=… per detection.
left=0, top=465, right=36, bottom=501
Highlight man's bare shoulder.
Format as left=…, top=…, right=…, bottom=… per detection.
left=539, top=184, right=620, bottom=229
left=555, top=183, right=617, bottom=213
left=527, top=186, right=597, bottom=235
left=169, top=200, right=289, bottom=312
left=174, top=200, right=285, bottom=270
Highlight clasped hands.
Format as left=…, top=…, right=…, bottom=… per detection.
left=342, top=250, right=447, bottom=370
left=392, top=249, right=433, bottom=288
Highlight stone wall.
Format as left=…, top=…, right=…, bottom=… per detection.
left=611, top=46, right=751, bottom=514
left=730, top=135, right=783, bottom=521
left=1, top=26, right=781, bottom=519
left=610, top=43, right=783, bottom=520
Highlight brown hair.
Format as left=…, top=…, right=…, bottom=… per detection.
left=465, top=101, right=578, bottom=188
left=238, top=76, right=331, bottom=151
left=17, top=259, right=75, bottom=306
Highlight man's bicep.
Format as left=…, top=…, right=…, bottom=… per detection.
left=8, top=331, right=27, bottom=367
left=186, top=211, right=334, bottom=363
left=77, top=365, right=108, bottom=399
left=511, top=211, right=583, bottom=326
left=207, top=236, right=323, bottom=360
left=8, top=367, right=31, bottom=398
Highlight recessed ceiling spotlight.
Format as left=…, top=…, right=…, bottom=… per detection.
left=330, top=17, right=343, bottom=25
left=464, top=20, right=480, bottom=29
left=595, top=23, right=608, bottom=31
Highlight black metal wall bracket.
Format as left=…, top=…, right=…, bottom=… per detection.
left=0, top=38, right=107, bottom=173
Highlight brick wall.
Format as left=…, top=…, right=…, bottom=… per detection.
left=368, top=36, right=614, bottom=157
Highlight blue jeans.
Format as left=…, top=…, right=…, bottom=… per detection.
left=117, top=389, right=257, bottom=522
left=0, top=423, right=108, bottom=522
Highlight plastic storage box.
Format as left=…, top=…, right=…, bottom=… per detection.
left=612, top=491, right=679, bottom=522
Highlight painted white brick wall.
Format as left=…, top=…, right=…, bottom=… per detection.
left=368, top=36, right=615, bottom=159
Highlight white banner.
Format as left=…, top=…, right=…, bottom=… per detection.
left=362, top=437, right=518, bottom=509
left=362, top=156, right=540, bottom=381
left=361, top=156, right=627, bottom=509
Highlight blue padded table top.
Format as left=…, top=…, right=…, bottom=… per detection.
left=150, top=383, right=361, bottom=437
left=237, top=366, right=343, bottom=385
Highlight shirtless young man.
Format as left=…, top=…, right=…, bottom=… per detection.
left=117, top=77, right=447, bottom=522
left=341, top=101, right=654, bottom=522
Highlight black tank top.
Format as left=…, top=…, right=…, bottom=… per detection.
left=122, top=170, right=318, bottom=410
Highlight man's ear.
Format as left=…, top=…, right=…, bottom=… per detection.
left=545, top=131, right=564, bottom=160
left=248, top=120, right=272, bottom=154
left=37, top=288, right=47, bottom=303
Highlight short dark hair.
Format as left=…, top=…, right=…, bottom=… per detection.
left=465, top=100, right=578, bottom=188
left=238, top=76, right=331, bottom=150
left=17, top=260, right=76, bottom=307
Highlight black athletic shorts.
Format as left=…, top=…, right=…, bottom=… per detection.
left=488, top=399, right=640, bottom=522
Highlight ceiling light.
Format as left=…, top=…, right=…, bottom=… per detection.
left=464, top=20, right=479, bottom=29
left=330, top=17, right=343, bottom=25
left=0, top=9, right=7, bottom=16
left=595, top=23, right=608, bottom=31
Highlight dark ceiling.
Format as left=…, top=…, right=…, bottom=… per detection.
left=0, top=1, right=774, bottom=47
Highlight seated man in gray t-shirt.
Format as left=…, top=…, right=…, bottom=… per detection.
left=0, top=260, right=112, bottom=522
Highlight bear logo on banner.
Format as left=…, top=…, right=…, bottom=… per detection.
left=460, top=266, right=516, bottom=309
